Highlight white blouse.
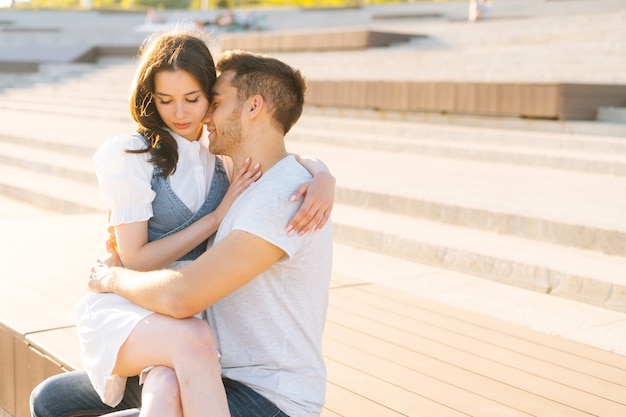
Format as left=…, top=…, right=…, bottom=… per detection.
left=93, top=127, right=216, bottom=226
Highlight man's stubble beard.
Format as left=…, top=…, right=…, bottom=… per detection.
left=209, top=105, right=243, bottom=157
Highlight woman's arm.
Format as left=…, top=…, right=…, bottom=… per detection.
left=287, top=155, right=336, bottom=235
left=115, top=159, right=260, bottom=271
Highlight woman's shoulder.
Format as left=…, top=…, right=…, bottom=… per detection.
left=93, top=133, right=152, bottom=175
left=99, top=133, right=148, bottom=153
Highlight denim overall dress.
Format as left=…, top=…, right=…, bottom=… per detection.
left=148, top=155, right=230, bottom=260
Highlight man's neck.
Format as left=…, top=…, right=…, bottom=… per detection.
left=231, top=139, right=287, bottom=175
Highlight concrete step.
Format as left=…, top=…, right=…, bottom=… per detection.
left=0, top=140, right=96, bottom=184
left=0, top=92, right=128, bottom=120
left=1, top=85, right=128, bottom=103
left=0, top=134, right=97, bottom=157
left=3, top=123, right=623, bottom=258
left=0, top=64, right=135, bottom=97
left=289, top=120, right=626, bottom=176
left=286, top=139, right=626, bottom=256
left=332, top=203, right=626, bottom=313
left=3, top=93, right=623, bottom=177
left=0, top=109, right=135, bottom=147
left=0, top=132, right=103, bottom=214
left=3, top=128, right=623, bottom=258
left=295, top=114, right=626, bottom=154
left=331, top=186, right=626, bottom=258
left=0, top=164, right=104, bottom=214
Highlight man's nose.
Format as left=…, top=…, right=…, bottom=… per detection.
left=203, top=107, right=213, bottom=123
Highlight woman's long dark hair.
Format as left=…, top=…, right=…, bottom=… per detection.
left=129, top=30, right=216, bottom=177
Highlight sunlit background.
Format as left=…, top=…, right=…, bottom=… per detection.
left=0, top=0, right=415, bottom=11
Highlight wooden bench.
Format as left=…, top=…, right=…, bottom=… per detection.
left=305, top=80, right=626, bottom=121
left=2, top=215, right=626, bottom=417
left=219, top=29, right=419, bottom=52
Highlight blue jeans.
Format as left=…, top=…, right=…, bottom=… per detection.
left=30, top=370, right=289, bottom=417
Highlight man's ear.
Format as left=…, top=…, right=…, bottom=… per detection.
left=248, top=95, right=264, bottom=117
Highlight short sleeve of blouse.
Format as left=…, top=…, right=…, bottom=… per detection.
left=93, top=134, right=155, bottom=226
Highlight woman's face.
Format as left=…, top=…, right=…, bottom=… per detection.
left=153, top=69, right=210, bottom=141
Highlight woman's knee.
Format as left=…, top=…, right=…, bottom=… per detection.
left=144, top=366, right=179, bottom=392
left=172, top=317, right=218, bottom=357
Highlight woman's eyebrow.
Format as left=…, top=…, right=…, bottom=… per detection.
left=155, top=90, right=202, bottom=97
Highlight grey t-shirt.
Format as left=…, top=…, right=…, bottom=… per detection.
left=207, top=155, right=333, bottom=417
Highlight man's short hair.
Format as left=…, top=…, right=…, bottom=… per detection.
left=217, top=50, right=306, bottom=134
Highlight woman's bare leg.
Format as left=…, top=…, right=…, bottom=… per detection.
left=139, top=366, right=182, bottom=417
left=113, top=313, right=229, bottom=417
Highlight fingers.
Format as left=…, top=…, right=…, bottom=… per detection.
left=234, top=157, right=252, bottom=180
left=286, top=198, right=328, bottom=235
left=105, top=238, right=116, bottom=254
left=88, top=259, right=113, bottom=292
left=289, top=183, right=307, bottom=203
left=230, top=158, right=261, bottom=194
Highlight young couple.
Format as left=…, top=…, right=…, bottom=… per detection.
left=30, top=29, right=334, bottom=417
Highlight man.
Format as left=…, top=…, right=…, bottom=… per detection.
left=30, top=50, right=333, bottom=417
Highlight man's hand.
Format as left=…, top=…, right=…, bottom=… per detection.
left=88, top=239, right=123, bottom=293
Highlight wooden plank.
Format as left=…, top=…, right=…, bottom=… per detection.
left=364, top=81, right=385, bottom=111
left=520, top=84, right=559, bottom=119
left=220, top=30, right=402, bottom=53
left=324, top=321, right=586, bottom=417
left=325, top=359, right=466, bottom=417
left=323, top=336, right=529, bottom=417
left=339, top=286, right=626, bottom=386
left=326, top=289, right=626, bottom=417
left=320, top=407, right=343, bottom=417
left=26, top=327, right=82, bottom=372
left=407, top=81, right=423, bottom=112
left=358, top=284, right=626, bottom=371
left=13, top=339, right=64, bottom=417
left=455, top=82, right=478, bottom=114
left=323, top=382, right=403, bottom=417
left=477, top=83, right=501, bottom=115
left=435, top=82, right=456, bottom=113
left=0, top=326, right=16, bottom=416
left=498, top=83, right=524, bottom=116
left=384, top=81, right=410, bottom=112
left=330, top=289, right=626, bottom=399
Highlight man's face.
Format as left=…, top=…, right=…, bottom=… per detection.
left=205, top=70, right=243, bottom=156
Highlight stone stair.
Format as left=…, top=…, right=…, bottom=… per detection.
left=1, top=59, right=626, bottom=316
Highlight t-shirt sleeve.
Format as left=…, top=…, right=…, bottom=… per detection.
left=93, top=134, right=155, bottom=226
left=231, top=182, right=302, bottom=261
